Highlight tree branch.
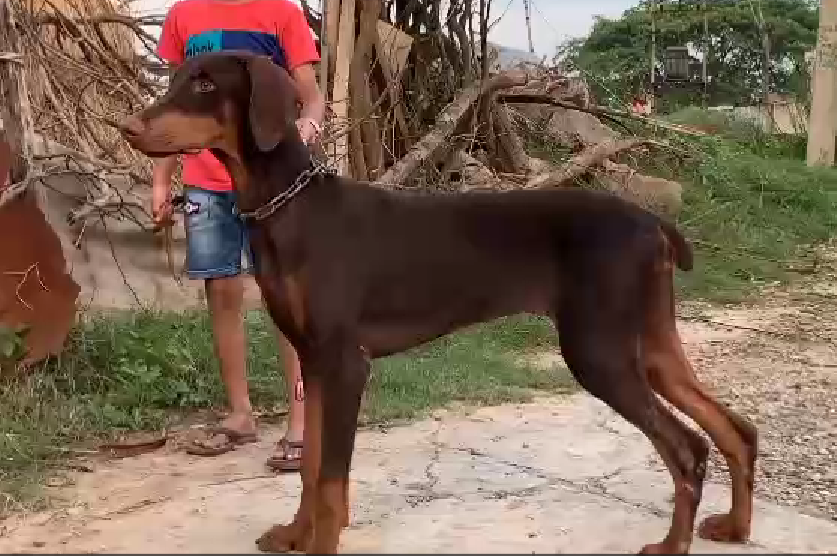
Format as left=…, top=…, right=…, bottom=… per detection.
left=527, top=138, right=664, bottom=189
left=497, top=92, right=707, bottom=137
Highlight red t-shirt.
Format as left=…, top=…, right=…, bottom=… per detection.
left=157, top=0, right=319, bottom=191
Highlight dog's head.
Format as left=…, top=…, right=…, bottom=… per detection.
left=120, top=51, right=300, bottom=159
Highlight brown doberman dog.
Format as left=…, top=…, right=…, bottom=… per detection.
left=119, top=51, right=758, bottom=555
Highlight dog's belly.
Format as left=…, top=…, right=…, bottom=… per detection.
left=358, top=276, right=554, bottom=358
left=359, top=321, right=462, bottom=358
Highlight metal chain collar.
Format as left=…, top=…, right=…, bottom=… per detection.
left=238, top=156, right=336, bottom=221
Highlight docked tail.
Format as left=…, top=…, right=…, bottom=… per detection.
left=658, top=219, right=694, bottom=271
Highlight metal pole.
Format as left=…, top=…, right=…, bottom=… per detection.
left=702, top=0, right=708, bottom=106
left=523, top=0, right=534, bottom=54
left=649, top=0, right=656, bottom=112
left=650, top=0, right=656, bottom=89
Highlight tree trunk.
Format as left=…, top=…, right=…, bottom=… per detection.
left=490, top=101, right=528, bottom=174
left=478, top=0, right=489, bottom=79
left=0, top=0, right=33, bottom=185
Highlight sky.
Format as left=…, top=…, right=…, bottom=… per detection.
left=489, top=0, right=635, bottom=56
left=134, top=0, right=639, bottom=55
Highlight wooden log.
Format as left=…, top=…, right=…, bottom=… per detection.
left=526, top=138, right=659, bottom=189
left=348, top=0, right=382, bottom=181
left=490, top=101, right=528, bottom=174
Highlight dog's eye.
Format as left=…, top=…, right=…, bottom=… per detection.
left=194, top=79, right=216, bottom=94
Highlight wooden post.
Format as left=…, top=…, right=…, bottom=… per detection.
left=318, top=0, right=329, bottom=93
left=331, top=0, right=356, bottom=176
left=807, top=0, right=837, bottom=167
left=0, top=0, right=34, bottom=185
left=325, top=0, right=340, bottom=78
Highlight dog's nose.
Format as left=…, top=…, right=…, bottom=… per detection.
left=117, top=115, right=146, bottom=138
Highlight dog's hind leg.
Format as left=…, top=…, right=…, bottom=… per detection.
left=641, top=252, right=757, bottom=543
left=555, top=265, right=708, bottom=554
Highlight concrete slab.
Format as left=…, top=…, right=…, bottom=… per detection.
left=0, top=395, right=834, bottom=554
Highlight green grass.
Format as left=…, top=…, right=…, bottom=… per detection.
left=658, top=108, right=837, bottom=302
left=0, top=310, right=573, bottom=516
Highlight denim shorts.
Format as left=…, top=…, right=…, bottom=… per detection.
left=182, top=185, right=256, bottom=280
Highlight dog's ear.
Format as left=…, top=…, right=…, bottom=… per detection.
left=245, top=55, right=299, bottom=152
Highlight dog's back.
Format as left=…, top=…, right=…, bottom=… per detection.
left=345, top=182, right=688, bottom=276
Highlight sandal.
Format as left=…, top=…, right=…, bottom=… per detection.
left=265, top=437, right=303, bottom=472
left=185, top=426, right=258, bottom=457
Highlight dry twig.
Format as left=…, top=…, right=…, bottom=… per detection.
left=3, top=263, right=50, bottom=311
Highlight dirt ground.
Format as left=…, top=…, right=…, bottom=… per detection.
left=0, top=284, right=836, bottom=553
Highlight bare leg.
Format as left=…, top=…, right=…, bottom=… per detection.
left=184, top=275, right=260, bottom=456
left=279, top=329, right=305, bottom=441
left=206, top=275, right=256, bottom=434
left=266, top=326, right=305, bottom=471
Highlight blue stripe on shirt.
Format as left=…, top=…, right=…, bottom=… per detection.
left=184, top=29, right=288, bottom=69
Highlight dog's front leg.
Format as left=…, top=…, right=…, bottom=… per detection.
left=308, top=338, right=370, bottom=554
left=256, top=374, right=324, bottom=553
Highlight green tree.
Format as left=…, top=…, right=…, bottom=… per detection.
left=560, top=0, right=818, bottom=109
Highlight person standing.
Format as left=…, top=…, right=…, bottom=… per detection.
left=153, top=0, right=325, bottom=471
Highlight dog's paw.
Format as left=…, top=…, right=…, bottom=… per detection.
left=697, top=513, right=750, bottom=543
left=256, top=522, right=311, bottom=553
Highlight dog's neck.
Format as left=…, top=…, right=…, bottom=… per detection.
left=212, top=131, right=313, bottom=213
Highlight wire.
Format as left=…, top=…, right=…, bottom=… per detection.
left=488, top=0, right=517, bottom=32
left=528, top=0, right=561, bottom=38
left=530, top=0, right=625, bottom=108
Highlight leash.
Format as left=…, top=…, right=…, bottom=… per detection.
left=238, top=156, right=336, bottom=221
left=157, top=194, right=189, bottom=285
